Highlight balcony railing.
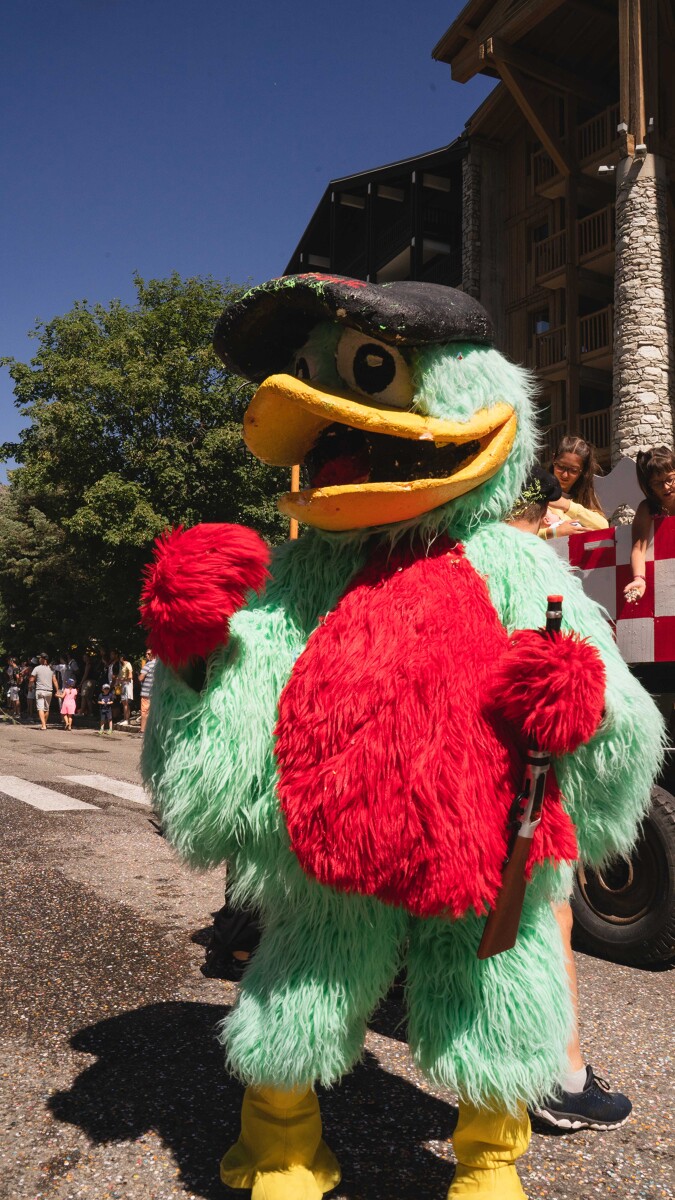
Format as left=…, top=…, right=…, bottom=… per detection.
left=535, top=307, right=613, bottom=373
left=340, top=251, right=367, bottom=279
left=375, top=214, right=412, bottom=268
left=578, top=205, right=615, bottom=262
left=580, top=407, right=612, bottom=450
left=532, top=149, right=557, bottom=190
left=535, top=229, right=567, bottom=279
left=535, top=324, right=567, bottom=370
left=580, top=305, right=614, bottom=357
left=420, top=250, right=461, bottom=286
left=423, top=205, right=451, bottom=232
left=578, top=104, right=620, bottom=162
left=540, top=420, right=568, bottom=462
left=540, top=411, right=611, bottom=463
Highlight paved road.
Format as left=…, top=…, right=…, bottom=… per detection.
left=0, top=722, right=672, bottom=1200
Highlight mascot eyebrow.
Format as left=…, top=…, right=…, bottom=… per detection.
left=141, top=274, right=663, bottom=1200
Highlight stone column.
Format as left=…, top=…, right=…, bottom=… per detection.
left=612, top=153, right=675, bottom=463
left=461, top=153, right=481, bottom=300
left=462, top=140, right=506, bottom=349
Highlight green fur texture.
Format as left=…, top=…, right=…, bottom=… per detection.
left=142, top=333, right=663, bottom=1110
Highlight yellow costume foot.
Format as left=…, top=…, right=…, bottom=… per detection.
left=220, top=1085, right=341, bottom=1199
left=448, top=1102, right=530, bottom=1199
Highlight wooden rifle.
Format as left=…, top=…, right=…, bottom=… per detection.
left=477, top=595, right=563, bottom=960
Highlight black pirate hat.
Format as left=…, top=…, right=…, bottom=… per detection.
left=213, top=274, right=495, bottom=383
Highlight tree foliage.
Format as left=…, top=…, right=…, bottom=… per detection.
left=0, top=273, right=288, bottom=655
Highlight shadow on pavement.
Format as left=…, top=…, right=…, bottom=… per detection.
left=49, top=1000, right=457, bottom=1199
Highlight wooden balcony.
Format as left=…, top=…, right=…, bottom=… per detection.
left=535, top=307, right=613, bottom=380
left=580, top=305, right=614, bottom=370
left=375, top=214, right=412, bottom=270
left=539, top=419, right=568, bottom=464
left=535, top=324, right=567, bottom=378
left=540, top=409, right=611, bottom=466
left=531, top=148, right=566, bottom=200
left=536, top=206, right=614, bottom=288
left=580, top=407, right=612, bottom=454
left=532, top=104, right=620, bottom=197
left=535, top=230, right=567, bottom=289
left=419, top=250, right=461, bottom=287
left=578, top=105, right=620, bottom=171
left=578, top=205, right=615, bottom=274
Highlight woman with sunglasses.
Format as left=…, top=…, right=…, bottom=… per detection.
left=539, top=435, right=608, bottom=539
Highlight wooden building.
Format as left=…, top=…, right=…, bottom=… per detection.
left=287, top=0, right=675, bottom=465
left=285, top=142, right=465, bottom=290
left=434, top=0, right=675, bottom=465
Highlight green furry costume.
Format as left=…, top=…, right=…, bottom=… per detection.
left=141, top=277, right=662, bottom=1199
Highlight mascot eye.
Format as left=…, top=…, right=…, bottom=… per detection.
left=291, top=348, right=320, bottom=382
left=336, top=329, right=413, bottom=409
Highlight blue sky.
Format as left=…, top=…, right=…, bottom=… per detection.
left=0, top=1, right=494, bottom=462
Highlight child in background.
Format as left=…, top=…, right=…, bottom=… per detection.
left=624, top=446, right=675, bottom=603
left=60, top=677, right=78, bottom=731
left=98, top=682, right=114, bottom=735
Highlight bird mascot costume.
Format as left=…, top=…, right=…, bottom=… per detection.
left=140, top=275, right=662, bottom=1200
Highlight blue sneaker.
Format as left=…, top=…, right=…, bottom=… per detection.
left=531, top=1066, right=632, bottom=1131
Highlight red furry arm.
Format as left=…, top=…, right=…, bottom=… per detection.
left=490, top=629, right=605, bottom=756
left=140, top=523, right=270, bottom=668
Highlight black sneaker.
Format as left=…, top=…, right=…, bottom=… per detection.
left=531, top=1066, right=632, bottom=1131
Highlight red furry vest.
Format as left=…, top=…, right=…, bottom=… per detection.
left=275, top=537, right=579, bottom=919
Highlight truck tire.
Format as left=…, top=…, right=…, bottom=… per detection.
left=571, top=786, right=675, bottom=966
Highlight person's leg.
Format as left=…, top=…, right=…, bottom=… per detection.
left=220, top=887, right=406, bottom=1199
left=406, top=896, right=571, bottom=1199
left=140, top=695, right=150, bottom=732
left=531, top=901, right=632, bottom=1131
left=37, top=696, right=47, bottom=730
left=554, top=901, right=584, bottom=1072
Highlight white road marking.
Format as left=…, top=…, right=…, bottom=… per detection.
left=0, top=776, right=100, bottom=812
left=61, top=773, right=150, bottom=806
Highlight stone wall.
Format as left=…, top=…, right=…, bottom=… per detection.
left=612, top=153, right=675, bottom=463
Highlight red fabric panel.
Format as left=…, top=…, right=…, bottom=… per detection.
left=654, top=514, right=675, bottom=559
left=616, top=561, right=655, bottom=620
left=568, top=527, right=616, bottom=571
left=275, top=538, right=582, bottom=919
left=654, top=617, right=675, bottom=662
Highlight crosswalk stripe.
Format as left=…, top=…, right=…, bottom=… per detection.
left=61, top=773, right=150, bottom=806
left=0, top=776, right=100, bottom=812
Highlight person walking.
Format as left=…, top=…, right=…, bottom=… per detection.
left=30, top=654, right=59, bottom=731
left=60, top=678, right=78, bottom=731
left=138, top=649, right=156, bottom=733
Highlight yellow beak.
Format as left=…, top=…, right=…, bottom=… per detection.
left=243, top=373, right=517, bottom=532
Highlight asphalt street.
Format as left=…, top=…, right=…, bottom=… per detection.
left=0, top=720, right=672, bottom=1200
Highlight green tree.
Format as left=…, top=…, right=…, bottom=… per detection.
left=0, top=273, right=288, bottom=655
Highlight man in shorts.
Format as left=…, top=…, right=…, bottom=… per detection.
left=30, top=654, right=59, bottom=731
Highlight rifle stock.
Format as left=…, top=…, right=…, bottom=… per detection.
left=477, top=834, right=531, bottom=959
left=477, top=595, right=563, bottom=961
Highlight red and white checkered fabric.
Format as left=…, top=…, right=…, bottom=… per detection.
left=551, top=515, right=675, bottom=664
